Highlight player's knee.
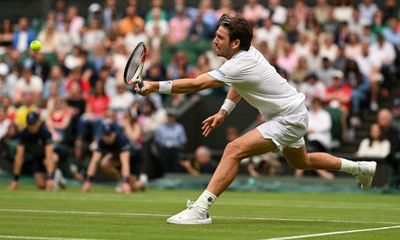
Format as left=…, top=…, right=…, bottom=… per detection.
left=100, top=160, right=111, bottom=170
left=224, top=142, right=245, bottom=160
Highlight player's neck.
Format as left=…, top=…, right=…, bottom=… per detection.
left=226, top=49, right=241, bottom=60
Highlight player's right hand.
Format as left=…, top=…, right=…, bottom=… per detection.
left=121, top=182, right=131, bottom=194
left=134, top=81, right=153, bottom=96
left=81, top=181, right=92, bottom=193
left=8, top=180, right=19, bottom=190
left=201, top=111, right=227, bottom=137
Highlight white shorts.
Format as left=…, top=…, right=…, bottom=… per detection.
left=256, top=104, right=309, bottom=152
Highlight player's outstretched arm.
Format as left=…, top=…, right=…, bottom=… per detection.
left=82, top=151, right=102, bottom=193
left=119, top=151, right=132, bottom=194
left=9, top=145, right=25, bottom=190
left=201, top=88, right=241, bottom=137
left=135, top=73, right=224, bottom=95
left=44, top=144, right=57, bottom=190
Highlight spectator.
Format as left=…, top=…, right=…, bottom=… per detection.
left=356, top=123, right=390, bottom=158
left=37, top=14, right=59, bottom=54
left=317, top=57, right=336, bottom=87
left=141, top=96, right=166, bottom=137
left=82, top=18, right=106, bottom=52
left=109, top=83, right=135, bottom=118
left=145, top=0, right=168, bottom=22
left=154, top=109, right=187, bottom=174
left=348, top=9, right=369, bottom=36
left=382, top=0, right=398, bottom=22
left=277, top=42, right=298, bottom=75
left=293, top=32, right=311, bottom=58
left=291, top=56, right=308, bottom=86
left=14, top=67, right=43, bottom=104
left=295, top=99, right=334, bottom=180
left=119, top=4, right=145, bottom=36
left=168, top=4, right=192, bottom=45
left=382, top=18, right=400, bottom=46
left=65, top=68, right=91, bottom=98
left=355, top=42, right=382, bottom=112
left=189, top=9, right=214, bottom=41
left=46, top=98, right=74, bottom=143
left=66, top=5, right=84, bottom=35
left=145, top=7, right=169, bottom=38
left=325, top=70, right=351, bottom=140
left=371, top=9, right=387, bottom=36
left=242, top=0, right=267, bottom=25
left=392, top=98, right=400, bottom=131
left=333, top=0, right=353, bottom=23
left=0, top=19, right=13, bottom=50
left=305, top=42, right=323, bottom=72
left=0, top=106, right=11, bottom=142
left=255, top=17, right=283, bottom=52
left=180, top=146, right=217, bottom=176
left=320, top=34, right=338, bottom=62
left=103, top=0, right=120, bottom=34
left=344, top=33, right=362, bottom=60
left=12, top=17, right=36, bottom=52
left=0, top=62, right=17, bottom=99
left=344, top=59, right=370, bottom=127
left=77, top=81, right=109, bottom=142
left=358, top=0, right=378, bottom=25
left=299, top=73, right=326, bottom=107
left=267, top=0, right=287, bottom=25
left=14, top=91, right=39, bottom=130
left=314, top=0, right=332, bottom=25
left=215, top=0, right=237, bottom=19
left=30, top=52, right=51, bottom=84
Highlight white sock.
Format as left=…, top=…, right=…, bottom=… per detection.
left=193, top=190, right=217, bottom=212
left=339, top=158, right=358, bottom=174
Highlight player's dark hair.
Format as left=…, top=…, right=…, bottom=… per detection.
left=217, top=14, right=253, bottom=51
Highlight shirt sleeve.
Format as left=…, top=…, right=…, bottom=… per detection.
left=119, top=135, right=132, bottom=152
left=207, top=59, right=242, bottom=84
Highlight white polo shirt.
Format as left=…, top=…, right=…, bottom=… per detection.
left=208, top=46, right=305, bottom=119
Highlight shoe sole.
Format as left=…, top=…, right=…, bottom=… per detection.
left=166, top=218, right=212, bottom=225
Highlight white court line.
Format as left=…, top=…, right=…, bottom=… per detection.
left=262, top=225, right=400, bottom=240
left=1, top=208, right=399, bottom=225
left=0, top=235, right=106, bottom=240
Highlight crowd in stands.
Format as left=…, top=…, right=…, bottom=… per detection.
left=0, top=0, right=400, bottom=189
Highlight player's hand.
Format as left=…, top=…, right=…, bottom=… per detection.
left=81, top=181, right=92, bottom=193
left=8, top=180, right=19, bottom=190
left=201, top=111, right=227, bottom=137
left=134, top=81, right=153, bottom=96
left=121, top=182, right=131, bottom=194
left=46, top=179, right=55, bottom=191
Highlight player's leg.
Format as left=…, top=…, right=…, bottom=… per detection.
left=33, top=156, right=47, bottom=189
left=34, top=173, right=46, bottom=189
left=100, top=153, right=119, bottom=180
left=282, top=145, right=376, bottom=188
left=206, top=129, right=277, bottom=196
left=167, top=129, right=277, bottom=224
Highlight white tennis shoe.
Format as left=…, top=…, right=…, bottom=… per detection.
left=354, top=161, right=377, bottom=189
left=167, top=200, right=212, bottom=225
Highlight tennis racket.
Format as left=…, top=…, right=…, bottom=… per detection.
left=124, top=42, right=147, bottom=88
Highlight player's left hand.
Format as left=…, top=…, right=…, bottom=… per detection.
left=46, top=179, right=55, bottom=191
left=201, top=111, right=227, bottom=137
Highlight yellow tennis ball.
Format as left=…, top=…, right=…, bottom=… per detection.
left=30, top=40, right=42, bottom=52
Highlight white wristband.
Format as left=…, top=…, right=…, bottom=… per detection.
left=220, top=99, right=236, bottom=114
left=159, top=81, right=172, bottom=94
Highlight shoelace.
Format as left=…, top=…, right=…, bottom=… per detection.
left=186, top=199, right=194, bottom=209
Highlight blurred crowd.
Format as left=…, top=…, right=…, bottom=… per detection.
left=0, top=0, right=400, bottom=189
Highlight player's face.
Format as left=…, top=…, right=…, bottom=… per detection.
left=213, top=26, right=235, bottom=59
left=27, top=123, right=39, bottom=133
left=102, top=133, right=116, bottom=144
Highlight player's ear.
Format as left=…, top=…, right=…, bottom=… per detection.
left=231, top=39, right=240, bottom=50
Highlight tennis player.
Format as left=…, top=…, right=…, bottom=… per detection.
left=135, top=14, right=377, bottom=225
